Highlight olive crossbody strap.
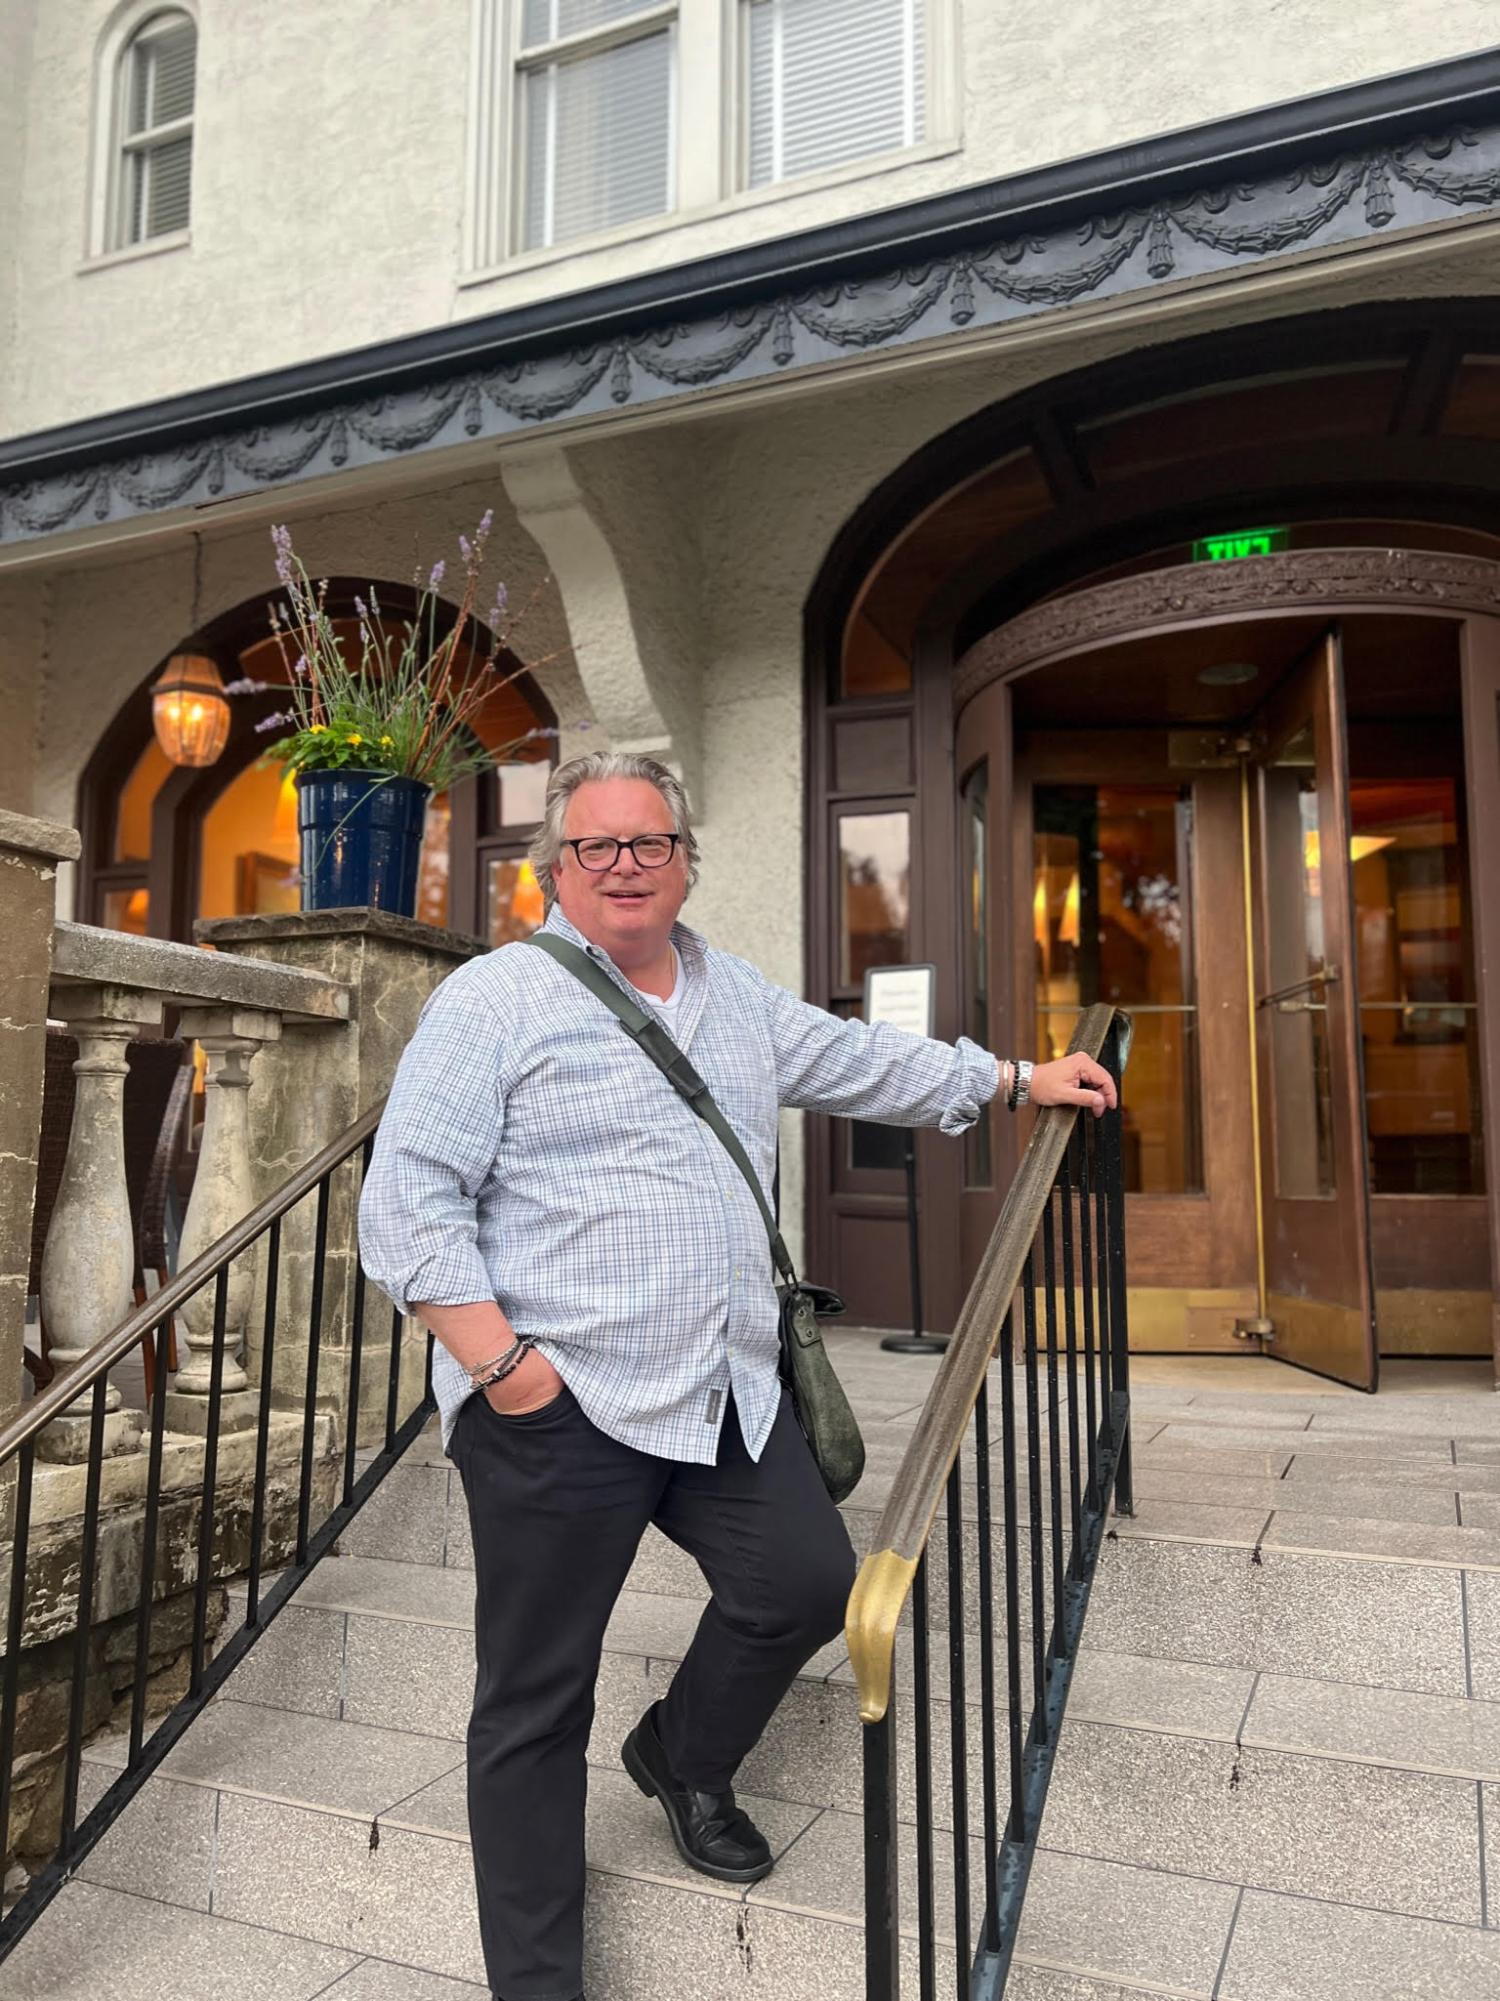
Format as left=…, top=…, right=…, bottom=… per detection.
left=520, top=933, right=798, bottom=1289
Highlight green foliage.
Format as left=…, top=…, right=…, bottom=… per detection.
left=254, top=514, right=554, bottom=793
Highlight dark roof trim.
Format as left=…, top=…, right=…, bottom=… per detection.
left=5, top=42, right=1500, bottom=480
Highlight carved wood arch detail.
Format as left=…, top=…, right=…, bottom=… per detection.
left=954, top=547, right=1500, bottom=708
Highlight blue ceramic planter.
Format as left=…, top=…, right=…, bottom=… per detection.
left=296, top=769, right=430, bottom=916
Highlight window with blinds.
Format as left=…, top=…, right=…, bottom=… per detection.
left=115, top=10, right=197, bottom=248
left=516, top=1, right=675, bottom=253
left=742, top=0, right=925, bottom=190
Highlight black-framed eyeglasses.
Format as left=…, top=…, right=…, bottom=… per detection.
left=563, top=833, right=682, bottom=872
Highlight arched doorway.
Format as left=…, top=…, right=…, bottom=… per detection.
left=77, top=581, right=557, bottom=946
left=803, top=299, right=1500, bottom=1382
left=957, top=565, right=1500, bottom=1387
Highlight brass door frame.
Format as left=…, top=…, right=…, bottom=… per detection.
left=1461, top=617, right=1500, bottom=1384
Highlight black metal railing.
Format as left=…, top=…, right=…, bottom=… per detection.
left=847, top=1007, right=1132, bottom=2000
left=0, top=1097, right=434, bottom=1960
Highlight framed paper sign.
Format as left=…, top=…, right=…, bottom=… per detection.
left=863, top=963, right=937, bottom=1040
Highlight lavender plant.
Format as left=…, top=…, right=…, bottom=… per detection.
left=240, top=512, right=553, bottom=791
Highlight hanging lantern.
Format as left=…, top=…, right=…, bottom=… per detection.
left=151, top=653, right=231, bottom=767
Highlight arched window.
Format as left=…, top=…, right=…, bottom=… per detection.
left=78, top=585, right=557, bottom=946
left=110, top=9, right=197, bottom=250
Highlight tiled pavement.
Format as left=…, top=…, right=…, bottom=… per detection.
left=7, top=1341, right=1500, bottom=1999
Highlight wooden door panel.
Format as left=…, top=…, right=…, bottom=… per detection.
left=1250, top=630, right=1378, bottom=1389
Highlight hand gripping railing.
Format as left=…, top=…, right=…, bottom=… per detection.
left=846, top=1006, right=1133, bottom=2001
left=0, top=1095, right=436, bottom=1960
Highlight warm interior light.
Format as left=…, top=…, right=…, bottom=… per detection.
left=1303, top=830, right=1397, bottom=872
left=272, top=768, right=300, bottom=843
left=151, top=654, right=231, bottom=767
left=1349, top=834, right=1396, bottom=863
left=510, top=859, right=545, bottom=930
left=1058, top=871, right=1081, bottom=947
left=1032, top=874, right=1048, bottom=950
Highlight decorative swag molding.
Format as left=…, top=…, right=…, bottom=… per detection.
left=4, top=108, right=1500, bottom=546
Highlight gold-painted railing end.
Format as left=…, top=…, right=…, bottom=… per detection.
left=844, top=1547, right=919, bottom=1725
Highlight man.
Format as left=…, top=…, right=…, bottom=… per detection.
left=359, top=751, right=1115, bottom=2001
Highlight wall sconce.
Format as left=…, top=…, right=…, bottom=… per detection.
left=151, top=652, right=231, bottom=767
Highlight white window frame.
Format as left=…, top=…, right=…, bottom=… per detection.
left=517, top=3, right=678, bottom=256
left=733, top=0, right=944, bottom=196
left=467, top=0, right=696, bottom=270
left=462, top=0, right=959, bottom=281
left=85, top=0, right=198, bottom=265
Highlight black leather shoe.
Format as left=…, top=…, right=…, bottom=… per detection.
left=621, top=1702, right=774, bottom=1884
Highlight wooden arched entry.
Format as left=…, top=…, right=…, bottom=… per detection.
left=78, top=582, right=555, bottom=945
left=802, top=300, right=1500, bottom=1383
left=955, top=554, right=1500, bottom=1387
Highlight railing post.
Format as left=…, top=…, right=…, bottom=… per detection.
left=863, top=1693, right=901, bottom=2001
left=164, top=1007, right=281, bottom=1436
left=1103, top=1021, right=1133, bottom=1517
left=37, top=985, right=162, bottom=1462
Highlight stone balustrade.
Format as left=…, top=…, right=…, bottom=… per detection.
left=35, top=923, right=352, bottom=1460
left=195, top=909, right=484, bottom=1442
left=0, top=817, right=485, bottom=1880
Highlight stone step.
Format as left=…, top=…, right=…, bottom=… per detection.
left=21, top=1668, right=1500, bottom=2001
left=1039, top=1716, right=1489, bottom=1927
left=16, top=1360, right=1500, bottom=2000
left=9, top=1793, right=1247, bottom=2001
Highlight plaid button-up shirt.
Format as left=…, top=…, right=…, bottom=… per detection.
left=358, top=907, right=998, bottom=1462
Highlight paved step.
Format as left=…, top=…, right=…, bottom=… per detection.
left=11, top=1349, right=1500, bottom=2000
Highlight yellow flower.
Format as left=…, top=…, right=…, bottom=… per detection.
left=347, top=732, right=362, bottom=746
left=380, top=735, right=393, bottom=747
left=310, top=724, right=327, bottom=734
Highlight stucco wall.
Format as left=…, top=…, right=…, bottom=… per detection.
left=4, top=0, right=1499, bottom=440
left=0, top=0, right=38, bottom=386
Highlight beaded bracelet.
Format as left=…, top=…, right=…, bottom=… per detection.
left=468, top=1337, right=531, bottom=1392
left=473, top=1341, right=533, bottom=1395
left=466, top=1340, right=520, bottom=1387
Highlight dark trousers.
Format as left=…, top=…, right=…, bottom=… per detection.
left=450, top=1381, right=856, bottom=2001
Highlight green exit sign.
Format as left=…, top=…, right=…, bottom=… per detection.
left=1192, top=525, right=1291, bottom=562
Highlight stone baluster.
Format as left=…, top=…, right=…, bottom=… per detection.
left=163, top=1007, right=281, bottom=1437
left=38, top=985, right=164, bottom=1462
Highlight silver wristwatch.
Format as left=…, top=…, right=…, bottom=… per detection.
left=1013, top=1059, right=1034, bottom=1109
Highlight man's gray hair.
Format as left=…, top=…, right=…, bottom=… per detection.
left=528, top=751, right=700, bottom=908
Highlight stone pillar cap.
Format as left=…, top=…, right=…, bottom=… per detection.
left=0, top=807, right=81, bottom=864
left=197, top=908, right=485, bottom=962
left=51, top=921, right=350, bottom=1023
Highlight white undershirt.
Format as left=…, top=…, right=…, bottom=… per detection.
left=632, top=945, right=686, bottom=1040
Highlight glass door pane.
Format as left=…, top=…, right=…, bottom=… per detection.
left=1032, top=783, right=1202, bottom=1193
left=837, top=809, right=910, bottom=988
left=1259, top=730, right=1335, bottom=1198
left=1351, top=777, right=1484, bottom=1195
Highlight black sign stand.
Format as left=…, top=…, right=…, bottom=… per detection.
left=862, top=964, right=948, bottom=1358
left=880, top=1129, right=949, bottom=1356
